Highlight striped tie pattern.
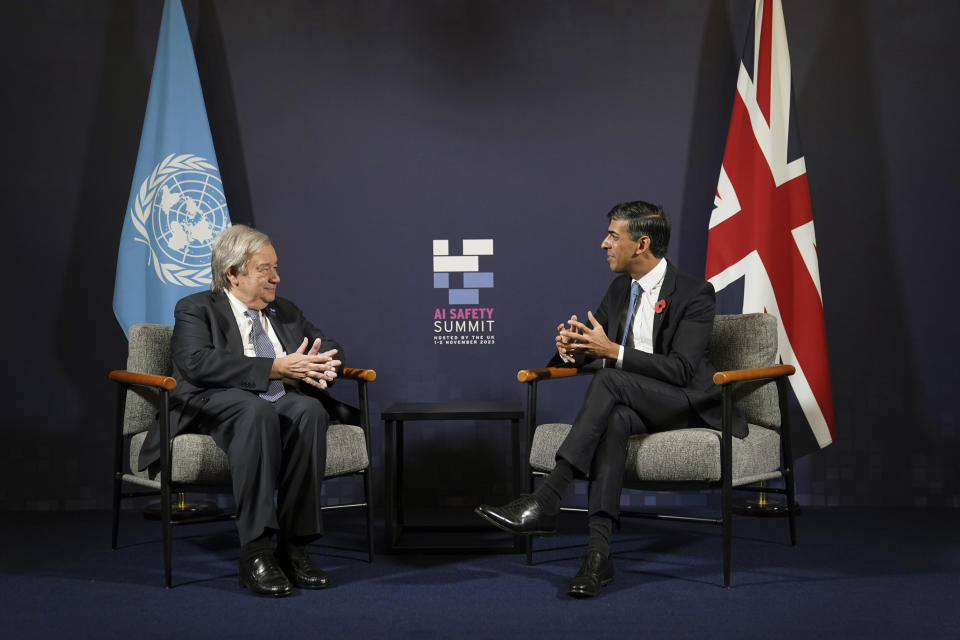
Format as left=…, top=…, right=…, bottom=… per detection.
left=246, top=309, right=286, bottom=401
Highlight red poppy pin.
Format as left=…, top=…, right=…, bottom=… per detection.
left=655, top=299, right=667, bottom=314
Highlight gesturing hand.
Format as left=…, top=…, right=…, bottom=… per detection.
left=558, top=311, right=618, bottom=360
left=272, top=338, right=340, bottom=389
left=555, top=314, right=579, bottom=359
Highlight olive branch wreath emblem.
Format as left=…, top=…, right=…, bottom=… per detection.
left=129, top=153, right=222, bottom=287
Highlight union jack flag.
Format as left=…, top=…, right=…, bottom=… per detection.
left=705, top=0, right=834, bottom=448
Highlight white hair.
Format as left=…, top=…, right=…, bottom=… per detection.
left=210, top=224, right=271, bottom=292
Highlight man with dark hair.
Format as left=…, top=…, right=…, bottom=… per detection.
left=137, top=224, right=347, bottom=597
left=477, top=201, right=742, bottom=598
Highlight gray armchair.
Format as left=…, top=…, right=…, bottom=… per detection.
left=110, top=323, right=376, bottom=588
left=519, top=313, right=797, bottom=587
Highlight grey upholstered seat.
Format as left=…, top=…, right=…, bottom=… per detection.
left=126, top=424, right=369, bottom=486
left=530, top=422, right=780, bottom=485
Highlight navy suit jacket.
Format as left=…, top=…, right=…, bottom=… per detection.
left=549, top=261, right=747, bottom=437
left=138, top=290, right=349, bottom=470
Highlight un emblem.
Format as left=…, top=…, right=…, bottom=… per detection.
left=128, top=153, right=230, bottom=287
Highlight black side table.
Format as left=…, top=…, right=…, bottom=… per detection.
left=381, top=401, right=525, bottom=552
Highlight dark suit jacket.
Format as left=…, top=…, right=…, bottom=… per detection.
left=138, top=290, right=350, bottom=470
left=549, top=261, right=747, bottom=437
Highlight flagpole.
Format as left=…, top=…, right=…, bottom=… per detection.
left=144, top=492, right=222, bottom=521
left=733, top=480, right=798, bottom=516
left=115, top=0, right=231, bottom=523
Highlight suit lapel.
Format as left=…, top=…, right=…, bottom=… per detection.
left=210, top=292, right=245, bottom=353
left=652, top=261, right=677, bottom=349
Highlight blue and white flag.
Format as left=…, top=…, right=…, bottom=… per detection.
left=113, top=0, right=230, bottom=336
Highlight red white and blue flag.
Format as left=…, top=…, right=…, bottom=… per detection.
left=705, top=0, right=834, bottom=448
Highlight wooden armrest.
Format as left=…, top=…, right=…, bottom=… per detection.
left=341, top=367, right=377, bottom=382
left=517, top=363, right=601, bottom=383
left=108, top=370, right=177, bottom=391
left=712, top=364, right=795, bottom=386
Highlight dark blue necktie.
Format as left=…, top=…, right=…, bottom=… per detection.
left=620, top=281, right=643, bottom=348
left=246, top=309, right=286, bottom=401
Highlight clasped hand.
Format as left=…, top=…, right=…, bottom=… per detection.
left=272, top=338, right=340, bottom=390
left=555, top=311, right=618, bottom=360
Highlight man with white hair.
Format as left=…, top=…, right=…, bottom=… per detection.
left=138, top=224, right=345, bottom=597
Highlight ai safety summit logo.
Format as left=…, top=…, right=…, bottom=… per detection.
left=432, top=239, right=495, bottom=346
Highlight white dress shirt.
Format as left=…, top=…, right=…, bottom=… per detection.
left=225, top=290, right=287, bottom=358
left=615, top=257, right=667, bottom=367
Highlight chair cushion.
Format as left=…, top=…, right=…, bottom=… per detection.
left=129, top=423, right=369, bottom=484
left=528, top=423, right=573, bottom=473
left=529, top=422, right=780, bottom=485
left=707, top=314, right=780, bottom=428
left=129, top=432, right=231, bottom=485
left=624, top=425, right=780, bottom=484
left=325, top=424, right=371, bottom=477
left=122, top=324, right=174, bottom=436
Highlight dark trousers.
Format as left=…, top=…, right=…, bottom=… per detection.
left=555, top=368, right=701, bottom=521
left=196, top=388, right=329, bottom=546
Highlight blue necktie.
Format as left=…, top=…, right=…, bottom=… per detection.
left=246, top=309, right=286, bottom=401
left=620, top=281, right=643, bottom=348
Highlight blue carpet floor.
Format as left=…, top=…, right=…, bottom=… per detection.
left=1, top=508, right=958, bottom=639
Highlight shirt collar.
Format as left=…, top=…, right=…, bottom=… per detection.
left=635, top=257, right=667, bottom=292
left=225, top=289, right=258, bottom=318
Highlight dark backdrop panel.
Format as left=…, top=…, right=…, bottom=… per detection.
left=0, top=0, right=957, bottom=511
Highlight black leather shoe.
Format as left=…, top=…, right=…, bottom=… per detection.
left=239, top=552, right=294, bottom=597
left=567, top=551, right=614, bottom=598
left=475, top=494, right=557, bottom=535
left=277, top=546, right=330, bottom=589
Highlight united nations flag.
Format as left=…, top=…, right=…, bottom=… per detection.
left=113, top=0, right=231, bottom=336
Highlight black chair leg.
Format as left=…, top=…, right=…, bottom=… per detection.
left=162, top=484, right=172, bottom=588
left=112, top=385, right=126, bottom=550
left=721, top=385, right=734, bottom=588
left=777, top=376, right=798, bottom=547
left=721, top=490, right=731, bottom=588
left=785, top=473, right=798, bottom=546
left=364, top=469, right=375, bottom=563
left=111, top=479, right=121, bottom=550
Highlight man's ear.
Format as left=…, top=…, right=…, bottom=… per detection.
left=634, top=235, right=650, bottom=256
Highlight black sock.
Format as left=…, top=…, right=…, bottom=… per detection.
left=278, top=534, right=317, bottom=556
left=240, top=533, right=273, bottom=563
left=533, top=459, right=574, bottom=513
left=587, top=514, right=614, bottom=559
